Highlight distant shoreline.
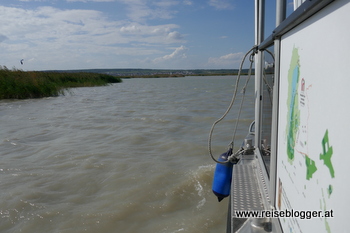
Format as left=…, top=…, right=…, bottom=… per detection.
left=0, top=67, right=270, bottom=100
left=43, top=68, right=257, bottom=78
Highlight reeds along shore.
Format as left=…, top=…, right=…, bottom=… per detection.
left=0, top=67, right=122, bottom=100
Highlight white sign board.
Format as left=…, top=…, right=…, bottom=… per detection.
left=276, top=1, right=350, bottom=233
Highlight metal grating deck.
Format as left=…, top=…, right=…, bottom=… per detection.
left=229, top=157, right=269, bottom=233
left=232, top=163, right=264, bottom=213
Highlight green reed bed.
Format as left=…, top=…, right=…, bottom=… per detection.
left=0, top=68, right=122, bottom=99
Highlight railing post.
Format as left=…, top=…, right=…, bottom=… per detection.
left=254, top=0, right=265, bottom=152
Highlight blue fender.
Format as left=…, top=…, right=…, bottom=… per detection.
left=212, top=148, right=234, bottom=202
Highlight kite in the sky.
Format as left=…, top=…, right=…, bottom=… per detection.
left=20, top=59, right=24, bottom=65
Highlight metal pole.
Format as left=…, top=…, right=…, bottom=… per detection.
left=269, top=1, right=286, bottom=232
left=255, top=0, right=265, bottom=152
left=276, top=0, right=286, bottom=27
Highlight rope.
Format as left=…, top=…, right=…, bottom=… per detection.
left=265, top=49, right=275, bottom=61
left=229, top=52, right=255, bottom=149
left=208, top=46, right=257, bottom=164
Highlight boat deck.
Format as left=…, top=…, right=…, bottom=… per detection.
left=228, top=152, right=271, bottom=233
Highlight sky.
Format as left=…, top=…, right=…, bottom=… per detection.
left=0, top=0, right=292, bottom=71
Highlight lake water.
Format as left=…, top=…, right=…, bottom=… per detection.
left=0, top=76, right=255, bottom=233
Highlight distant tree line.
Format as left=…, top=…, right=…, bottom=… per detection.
left=46, top=68, right=254, bottom=77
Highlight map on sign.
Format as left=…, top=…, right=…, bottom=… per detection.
left=285, top=48, right=334, bottom=181
left=277, top=47, right=335, bottom=233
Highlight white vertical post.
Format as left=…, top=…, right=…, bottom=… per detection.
left=255, top=0, right=264, bottom=151
left=269, top=1, right=286, bottom=232
left=276, top=0, right=286, bottom=27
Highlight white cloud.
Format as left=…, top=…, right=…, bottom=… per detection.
left=153, top=45, right=187, bottom=63
left=208, top=52, right=243, bottom=67
left=208, top=0, right=234, bottom=10
left=19, top=0, right=48, bottom=2
left=120, top=23, right=177, bottom=35
left=183, top=0, right=193, bottom=6
left=0, top=5, right=185, bottom=70
left=61, top=0, right=180, bottom=22
left=167, top=31, right=183, bottom=40
left=120, top=25, right=142, bottom=34
left=119, top=23, right=185, bottom=44
left=117, top=1, right=150, bottom=22
left=152, top=1, right=179, bottom=7
left=66, top=0, right=115, bottom=2
left=118, top=0, right=179, bottom=22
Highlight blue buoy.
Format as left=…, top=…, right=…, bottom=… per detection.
left=212, top=148, right=234, bottom=202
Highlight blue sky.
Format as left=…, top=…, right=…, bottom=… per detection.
left=0, top=0, right=292, bottom=71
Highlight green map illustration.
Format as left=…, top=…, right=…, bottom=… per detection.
left=286, top=48, right=300, bottom=164
left=285, top=47, right=334, bottom=180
